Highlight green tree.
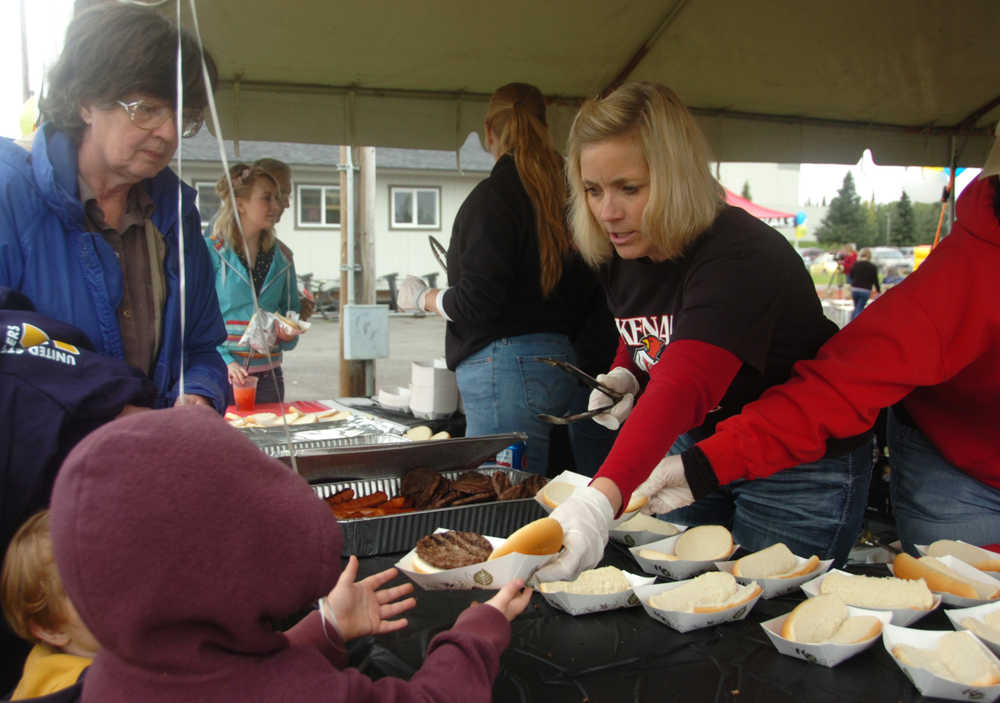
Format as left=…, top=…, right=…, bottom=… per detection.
left=741, top=180, right=752, bottom=200
left=894, top=190, right=916, bottom=245
left=913, top=202, right=941, bottom=244
left=815, top=172, right=872, bottom=245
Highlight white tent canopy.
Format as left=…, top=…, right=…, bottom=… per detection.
left=183, top=0, right=999, bottom=166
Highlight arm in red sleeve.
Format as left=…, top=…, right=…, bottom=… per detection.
left=595, top=339, right=741, bottom=504
left=610, top=336, right=643, bottom=382
left=691, top=254, right=973, bottom=486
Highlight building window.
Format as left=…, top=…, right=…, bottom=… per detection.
left=297, top=184, right=341, bottom=228
left=195, top=182, right=221, bottom=233
left=390, top=186, right=440, bottom=229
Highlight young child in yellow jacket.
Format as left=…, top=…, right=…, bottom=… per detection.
left=2, top=511, right=98, bottom=699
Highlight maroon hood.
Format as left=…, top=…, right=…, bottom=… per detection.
left=50, top=406, right=342, bottom=678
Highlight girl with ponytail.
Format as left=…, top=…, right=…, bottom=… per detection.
left=396, top=83, right=606, bottom=475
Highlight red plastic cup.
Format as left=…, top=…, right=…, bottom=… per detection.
left=233, top=376, right=259, bottom=411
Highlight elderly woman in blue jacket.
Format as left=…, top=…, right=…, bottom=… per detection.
left=0, top=5, right=227, bottom=411
left=206, top=163, right=301, bottom=403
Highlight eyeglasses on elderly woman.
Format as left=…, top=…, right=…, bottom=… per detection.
left=116, top=98, right=204, bottom=138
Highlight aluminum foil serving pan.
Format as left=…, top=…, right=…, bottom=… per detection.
left=278, top=433, right=526, bottom=483
left=313, top=467, right=546, bottom=557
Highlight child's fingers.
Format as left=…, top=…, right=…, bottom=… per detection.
left=359, top=566, right=399, bottom=590
left=375, top=617, right=409, bottom=635
left=376, top=582, right=414, bottom=605
left=380, top=596, right=417, bottom=620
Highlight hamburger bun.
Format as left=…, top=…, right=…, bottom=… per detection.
left=926, top=539, right=1000, bottom=573
left=404, top=425, right=433, bottom=441
left=819, top=570, right=934, bottom=610
left=674, top=524, right=733, bottom=561
left=961, top=610, right=1000, bottom=644
left=616, top=513, right=680, bottom=536
left=648, top=571, right=760, bottom=613
left=539, top=566, right=630, bottom=595
left=488, top=517, right=563, bottom=561
left=622, top=493, right=648, bottom=513
left=780, top=594, right=882, bottom=644
left=274, top=311, right=302, bottom=331
left=893, top=631, right=1000, bottom=686
left=733, top=543, right=820, bottom=579
left=410, top=553, right=444, bottom=574
left=893, top=553, right=997, bottom=600
left=539, top=481, right=576, bottom=509
left=636, top=547, right=679, bottom=562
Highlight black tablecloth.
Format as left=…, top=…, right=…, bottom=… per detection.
left=353, top=544, right=951, bottom=703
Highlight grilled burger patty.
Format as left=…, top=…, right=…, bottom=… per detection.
left=415, top=531, right=492, bottom=569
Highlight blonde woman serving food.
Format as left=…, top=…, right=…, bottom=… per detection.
left=206, top=164, right=302, bottom=404
left=537, top=83, right=873, bottom=581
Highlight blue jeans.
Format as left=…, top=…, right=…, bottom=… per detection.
left=851, top=290, right=870, bottom=320
left=888, top=408, right=1000, bottom=554
left=456, top=333, right=577, bottom=476
left=661, top=430, right=873, bottom=567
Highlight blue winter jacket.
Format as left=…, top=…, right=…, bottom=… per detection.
left=0, top=125, right=227, bottom=410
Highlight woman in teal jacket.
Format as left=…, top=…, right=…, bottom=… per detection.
left=207, top=163, right=301, bottom=403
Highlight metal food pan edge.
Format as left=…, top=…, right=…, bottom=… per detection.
left=313, top=468, right=546, bottom=556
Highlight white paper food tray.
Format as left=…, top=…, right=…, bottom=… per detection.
left=610, top=516, right=686, bottom=547
left=760, top=605, right=890, bottom=667
left=395, top=528, right=552, bottom=590
left=888, top=554, right=1000, bottom=607
left=536, top=570, right=656, bottom=616
left=633, top=580, right=761, bottom=633
left=715, top=555, right=833, bottom=599
left=534, top=470, right=641, bottom=526
left=945, top=599, right=1000, bottom=657
left=799, top=568, right=942, bottom=626
left=882, top=625, right=1000, bottom=701
left=917, top=542, right=1000, bottom=574
left=629, top=533, right=738, bottom=580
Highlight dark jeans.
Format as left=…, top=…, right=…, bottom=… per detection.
left=851, top=289, right=870, bottom=320
left=661, top=430, right=874, bottom=567
left=888, top=408, right=1000, bottom=554
left=252, top=366, right=285, bottom=403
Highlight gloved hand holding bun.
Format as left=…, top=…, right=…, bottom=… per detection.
left=534, top=486, right=614, bottom=582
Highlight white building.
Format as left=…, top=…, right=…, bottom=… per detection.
left=180, top=132, right=494, bottom=296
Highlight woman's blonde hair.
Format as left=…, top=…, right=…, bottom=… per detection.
left=485, top=83, right=572, bottom=296
left=567, top=82, right=724, bottom=266
left=214, top=163, right=278, bottom=255
left=859, top=248, right=872, bottom=260
left=1, top=511, right=70, bottom=642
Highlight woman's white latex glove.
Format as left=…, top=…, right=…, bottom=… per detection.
left=587, top=367, right=640, bottom=431
left=533, top=486, right=614, bottom=582
left=633, top=454, right=696, bottom=515
left=396, top=275, right=429, bottom=312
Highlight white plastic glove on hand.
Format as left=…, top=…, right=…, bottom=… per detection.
left=533, top=486, right=615, bottom=582
left=396, top=275, right=429, bottom=312
left=633, top=454, right=696, bottom=515
left=587, top=367, right=640, bottom=431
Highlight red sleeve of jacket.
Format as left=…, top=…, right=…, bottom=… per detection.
left=695, top=249, right=971, bottom=485
left=595, top=339, right=741, bottom=504
left=610, top=336, right=643, bottom=380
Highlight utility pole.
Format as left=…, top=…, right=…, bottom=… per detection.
left=19, top=0, right=30, bottom=102
left=885, top=211, right=891, bottom=246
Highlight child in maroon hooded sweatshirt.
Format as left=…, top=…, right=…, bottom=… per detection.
left=47, top=406, right=532, bottom=703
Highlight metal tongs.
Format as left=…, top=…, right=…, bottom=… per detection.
left=535, top=357, right=625, bottom=425
left=428, top=235, right=448, bottom=274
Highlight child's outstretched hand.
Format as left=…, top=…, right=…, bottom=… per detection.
left=483, top=579, right=533, bottom=621
left=325, top=556, right=416, bottom=641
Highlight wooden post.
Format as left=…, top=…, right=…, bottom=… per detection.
left=338, top=146, right=378, bottom=397
left=339, top=146, right=365, bottom=396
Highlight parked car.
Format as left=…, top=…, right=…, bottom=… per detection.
left=868, top=246, right=913, bottom=276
